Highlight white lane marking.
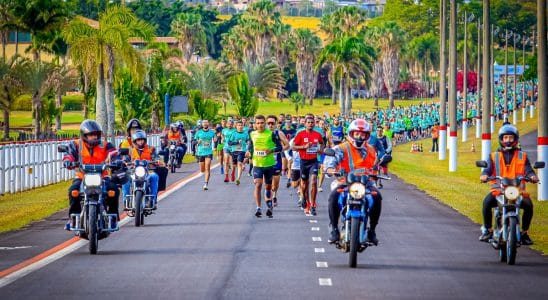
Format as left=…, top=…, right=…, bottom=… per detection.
left=0, top=246, right=33, bottom=251
left=319, top=278, right=332, bottom=286
left=309, top=220, right=318, bottom=223
left=316, top=261, right=328, bottom=268
left=312, top=237, right=322, bottom=242
left=314, top=248, right=325, bottom=253
left=311, top=227, right=320, bottom=231
left=0, top=171, right=205, bottom=289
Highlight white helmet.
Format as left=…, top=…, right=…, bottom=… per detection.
left=346, top=119, right=371, bottom=149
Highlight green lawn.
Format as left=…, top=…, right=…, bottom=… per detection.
left=1, top=111, right=85, bottom=128
left=390, top=114, right=548, bottom=254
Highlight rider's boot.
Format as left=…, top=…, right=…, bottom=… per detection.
left=367, top=230, right=379, bottom=245
left=328, top=225, right=340, bottom=244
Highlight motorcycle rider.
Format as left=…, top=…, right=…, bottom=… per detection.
left=323, top=119, right=383, bottom=245
left=122, top=130, right=160, bottom=210
left=162, top=123, right=186, bottom=167
left=62, top=120, right=123, bottom=230
left=479, top=124, right=538, bottom=245
left=119, top=118, right=142, bottom=149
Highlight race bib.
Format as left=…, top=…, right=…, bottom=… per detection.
left=202, top=142, right=211, bottom=147
left=254, top=150, right=267, bottom=157
left=234, top=145, right=243, bottom=151
left=307, top=144, right=319, bottom=154
left=332, top=136, right=341, bottom=141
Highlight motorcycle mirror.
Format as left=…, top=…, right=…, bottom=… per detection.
left=476, top=160, right=487, bottom=168
left=57, top=145, right=68, bottom=153
left=534, top=161, right=545, bottom=169
left=119, top=148, right=129, bottom=156
left=324, top=148, right=336, bottom=157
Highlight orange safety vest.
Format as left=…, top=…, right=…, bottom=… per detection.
left=338, top=141, right=377, bottom=173
left=75, top=139, right=110, bottom=179
left=131, top=145, right=154, bottom=161
left=431, top=126, right=439, bottom=139
left=167, top=130, right=181, bottom=141
left=489, top=150, right=527, bottom=193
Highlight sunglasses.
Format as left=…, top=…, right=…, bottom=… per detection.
left=267, top=122, right=276, bottom=125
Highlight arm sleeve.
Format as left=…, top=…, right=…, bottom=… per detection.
left=385, top=137, right=392, bottom=154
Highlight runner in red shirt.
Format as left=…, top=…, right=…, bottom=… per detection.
left=293, top=116, right=324, bottom=216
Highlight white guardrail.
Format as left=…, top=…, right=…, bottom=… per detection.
left=0, top=134, right=163, bottom=195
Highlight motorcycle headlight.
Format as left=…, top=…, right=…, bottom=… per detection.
left=84, top=174, right=102, bottom=187
left=170, top=145, right=176, bottom=150
left=504, top=186, right=520, bottom=201
left=135, top=166, right=146, bottom=178
left=349, top=183, right=366, bottom=199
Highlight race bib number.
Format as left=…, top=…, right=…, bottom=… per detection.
left=306, top=144, right=319, bottom=154
left=332, top=136, right=341, bottom=142
left=201, top=142, right=210, bottom=147
left=254, top=150, right=267, bottom=157
left=234, top=145, right=243, bottom=151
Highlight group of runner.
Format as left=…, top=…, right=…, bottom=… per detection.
left=188, top=113, right=393, bottom=219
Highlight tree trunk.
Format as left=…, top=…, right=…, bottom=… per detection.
left=95, top=63, right=107, bottom=133
left=105, top=46, right=116, bottom=141
left=339, top=75, right=345, bottom=116
left=1, top=31, right=6, bottom=60
left=15, top=30, right=18, bottom=55
left=55, top=90, right=62, bottom=131
left=83, top=71, right=90, bottom=119
left=345, top=74, right=352, bottom=114
left=329, top=68, right=337, bottom=105
left=33, top=92, right=41, bottom=139
left=3, top=90, right=9, bottom=140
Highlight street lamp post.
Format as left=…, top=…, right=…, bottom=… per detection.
left=449, top=0, right=457, bottom=171
left=503, top=29, right=510, bottom=122
left=439, top=0, right=448, bottom=161
left=491, top=25, right=500, bottom=134
left=522, top=37, right=529, bottom=122
left=481, top=0, right=492, bottom=161
left=537, top=0, right=548, bottom=201
left=512, top=33, right=519, bottom=125
left=530, top=32, right=535, bottom=118
left=476, top=20, right=482, bottom=139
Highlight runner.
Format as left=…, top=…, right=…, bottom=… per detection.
left=221, top=120, right=236, bottom=182
left=266, top=115, right=290, bottom=207
left=247, top=115, right=282, bottom=218
left=227, top=120, right=250, bottom=186
left=292, top=116, right=324, bottom=216
left=281, top=120, right=297, bottom=188
left=193, top=119, right=217, bottom=190
left=287, top=138, right=303, bottom=207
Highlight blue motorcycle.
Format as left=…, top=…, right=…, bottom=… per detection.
left=329, top=167, right=389, bottom=268
left=125, top=159, right=156, bottom=227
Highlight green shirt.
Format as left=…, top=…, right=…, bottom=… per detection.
left=194, top=129, right=216, bottom=156
left=249, top=129, right=276, bottom=167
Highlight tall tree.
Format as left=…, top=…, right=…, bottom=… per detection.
left=0, top=56, right=27, bottom=140
left=171, top=12, right=207, bottom=64
left=290, top=28, right=322, bottom=104
left=371, top=21, right=406, bottom=109
left=227, top=73, right=259, bottom=118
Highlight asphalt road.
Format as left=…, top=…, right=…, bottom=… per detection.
left=1, top=137, right=548, bottom=299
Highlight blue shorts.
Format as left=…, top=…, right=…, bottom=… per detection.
left=253, top=166, right=274, bottom=184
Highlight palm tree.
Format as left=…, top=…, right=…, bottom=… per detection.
left=241, top=60, right=285, bottom=100
left=0, top=55, right=27, bottom=140
left=64, top=6, right=154, bottom=138
left=11, top=0, right=70, bottom=61
left=370, top=22, right=406, bottom=109
left=171, top=12, right=207, bottom=64
left=408, top=33, right=439, bottom=85
left=290, top=28, right=322, bottom=104
left=181, top=60, right=229, bottom=101
left=0, top=2, right=15, bottom=60
left=316, top=35, right=376, bottom=116
left=320, top=6, right=367, bottom=42
left=227, top=72, right=258, bottom=117
left=50, top=65, right=77, bottom=130
left=245, top=0, right=280, bottom=64
left=19, top=61, right=57, bottom=137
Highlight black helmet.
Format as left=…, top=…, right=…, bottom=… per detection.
left=498, top=124, right=519, bottom=151
left=126, top=118, right=142, bottom=135
left=80, top=119, right=102, bottom=147
left=131, top=130, right=147, bottom=149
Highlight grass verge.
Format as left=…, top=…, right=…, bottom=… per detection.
left=390, top=114, right=547, bottom=254
left=0, top=154, right=197, bottom=234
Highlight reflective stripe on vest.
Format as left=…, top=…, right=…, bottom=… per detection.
left=338, top=142, right=377, bottom=173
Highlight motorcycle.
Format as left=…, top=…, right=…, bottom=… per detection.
left=58, top=145, right=128, bottom=254
left=325, top=148, right=390, bottom=268
left=167, top=140, right=178, bottom=173
left=125, top=159, right=156, bottom=227
left=476, top=160, right=544, bottom=265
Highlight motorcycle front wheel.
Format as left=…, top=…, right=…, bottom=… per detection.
left=507, top=217, right=518, bottom=265
left=88, top=205, right=98, bottom=254
left=349, top=217, right=360, bottom=268
left=134, top=190, right=144, bottom=227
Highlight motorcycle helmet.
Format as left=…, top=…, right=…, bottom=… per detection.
left=132, top=130, right=147, bottom=149
left=126, top=118, right=142, bottom=135
left=346, top=119, right=371, bottom=149
left=80, top=119, right=103, bottom=147
left=170, top=123, right=178, bottom=132
left=498, top=124, right=519, bottom=151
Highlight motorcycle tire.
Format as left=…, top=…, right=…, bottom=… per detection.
left=507, top=217, right=518, bottom=265
left=134, top=190, right=144, bottom=227
left=349, top=217, right=360, bottom=268
left=170, top=161, right=176, bottom=173
left=88, top=205, right=98, bottom=255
